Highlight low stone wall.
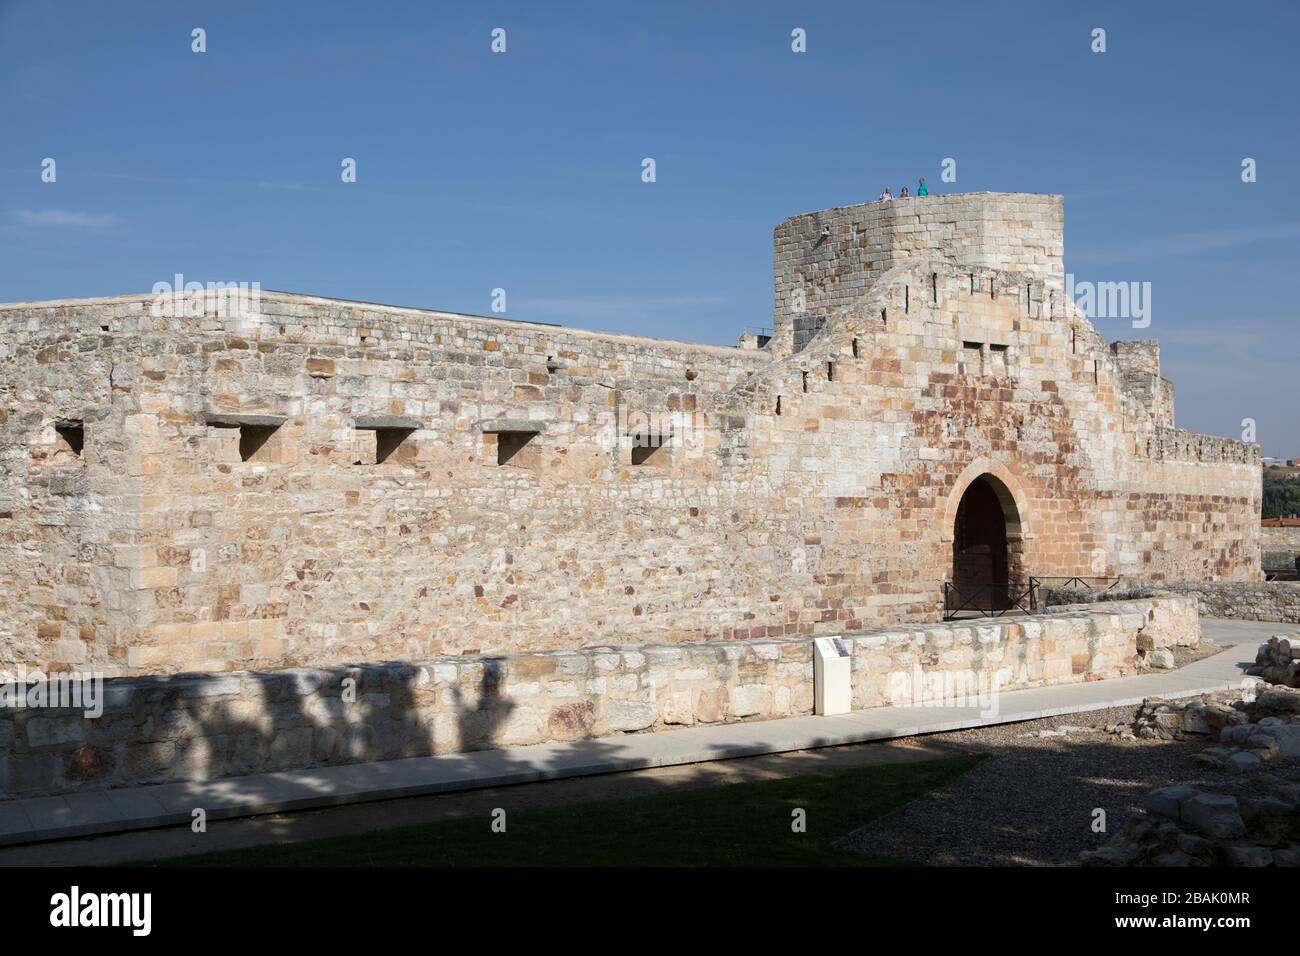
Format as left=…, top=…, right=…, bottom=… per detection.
left=1038, top=596, right=1200, bottom=651
left=0, top=598, right=1195, bottom=800
left=1261, top=525, right=1300, bottom=553
left=1150, top=581, right=1300, bottom=624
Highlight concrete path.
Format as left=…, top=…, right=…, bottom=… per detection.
left=0, top=617, right=1282, bottom=849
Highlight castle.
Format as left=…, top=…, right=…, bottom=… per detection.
left=0, top=192, right=1262, bottom=678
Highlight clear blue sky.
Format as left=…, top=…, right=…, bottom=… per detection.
left=2, top=1, right=1297, bottom=455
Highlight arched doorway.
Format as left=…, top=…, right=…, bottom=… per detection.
left=951, top=474, right=1023, bottom=610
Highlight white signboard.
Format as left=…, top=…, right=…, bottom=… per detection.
left=814, top=634, right=851, bottom=715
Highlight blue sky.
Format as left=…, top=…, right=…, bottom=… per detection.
left=2, top=1, right=1297, bottom=454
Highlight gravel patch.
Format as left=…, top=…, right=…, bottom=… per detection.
left=838, top=690, right=1300, bottom=866
left=1172, top=638, right=1224, bottom=668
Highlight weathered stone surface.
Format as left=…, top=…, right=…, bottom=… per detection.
left=599, top=699, right=659, bottom=733
left=1, top=190, right=1256, bottom=801
left=1142, top=785, right=1199, bottom=821
left=1080, top=844, right=1140, bottom=866
left=1257, top=688, right=1300, bottom=714
left=1252, top=724, right=1300, bottom=757
left=1181, top=794, right=1246, bottom=839
left=1147, top=648, right=1176, bottom=669
left=547, top=700, right=595, bottom=738
left=730, top=684, right=772, bottom=718
left=0, top=193, right=1257, bottom=681
left=1154, top=583, right=1300, bottom=625
left=660, top=692, right=693, bottom=726
left=1090, top=773, right=1300, bottom=867
left=1225, top=750, right=1264, bottom=772
left=0, top=599, right=1194, bottom=799
left=1134, top=695, right=1244, bottom=740
left=1224, top=846, right=1273, bottom=867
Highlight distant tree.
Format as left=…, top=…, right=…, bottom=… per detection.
left=1262, top=473, right=1300, bottom=518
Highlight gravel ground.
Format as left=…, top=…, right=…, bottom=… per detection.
left=1171, top=640, right=1223, bottom=667
left=839, top=686, right=1300, bottom=866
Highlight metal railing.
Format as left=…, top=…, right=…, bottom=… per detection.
left=942, top=575, right=1123, bottom=620
left=1029, top=575, right=1122, bottom=593
left=942, top=581, right=1036, bottom=620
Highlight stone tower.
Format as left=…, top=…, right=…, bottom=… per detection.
left=771, top=192, right=1064, bottom=355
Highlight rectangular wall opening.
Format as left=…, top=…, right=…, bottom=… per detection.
left=54, top=421, right=84, bottom=457
left=374, top=428, right=413, bottom=464
left=497, top=431, right=536, bottom=466
left=625, top=413, right=672, bottom=466
left=355, top=427, right=416, bottom=464
left=478, top=420, right=544, bottom=468
left=201, top=413, right=287, bottom=464
left=238, top=425, right=278, bottom=462
left=631, top=437, right=668, bottom=466
left=354, top=416, right=422, bottom=465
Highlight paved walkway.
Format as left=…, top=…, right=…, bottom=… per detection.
left=0, top=618, right=1281, bottom=848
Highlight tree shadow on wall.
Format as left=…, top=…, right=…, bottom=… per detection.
left=115, top=656, right=527, bottom=810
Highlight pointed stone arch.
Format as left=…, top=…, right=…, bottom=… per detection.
left=939, top=458, right=1034, bottom=545
left=941, top=460, right=1034, bottom=610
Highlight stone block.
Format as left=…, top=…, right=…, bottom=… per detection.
left=730, top=684, right=772, bottom=718
left=599, top=699, right=658, bottom=733
left=1182, top=793, right=1245, bottom=839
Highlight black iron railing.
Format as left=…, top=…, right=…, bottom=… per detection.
left=1029, top=575, right=1122, bottom=593
left=942, top=575, right=1123, bottom=620
left=942, top=581, right=1036, bottom=620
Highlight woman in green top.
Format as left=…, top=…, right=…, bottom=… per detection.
left=917, top=178, right=929, bottom=197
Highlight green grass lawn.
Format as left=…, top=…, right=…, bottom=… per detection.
left=148, top=753, right=982, bottom=867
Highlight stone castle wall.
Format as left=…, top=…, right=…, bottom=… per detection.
left=0, top=597, right=1194, bottom=799
left=1261, top=525, right=1300, bottom=554
left=0, top=193, right=1260, bottom=678
left=1109, top=340, right=1175, bottom=428
left=1152, top=581, right=1300, bottom=624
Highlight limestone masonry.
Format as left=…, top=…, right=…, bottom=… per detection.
left=0, top=597, right=1199, bottom=798
left=0, top=192, right=1261, bottom=678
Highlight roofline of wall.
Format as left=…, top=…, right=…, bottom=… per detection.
left=775, top=191, right=1064, bottom=227
left=0, top=289, right=775, bottom=362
